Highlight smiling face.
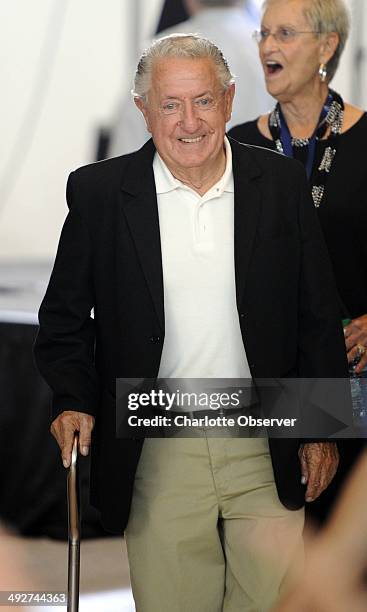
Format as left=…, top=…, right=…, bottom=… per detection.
left=135, top=56, right=234, bottom=176
left=259, top=0, right=338, bottom=103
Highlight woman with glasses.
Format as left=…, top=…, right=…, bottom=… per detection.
left=229, top=0, right=367, bottom=520
left=230, top=0, right=367, bottom=398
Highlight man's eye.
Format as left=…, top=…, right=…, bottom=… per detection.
left=163, top=102, right=178, bottom=111
left=260, top=30, right=269, bottom=39
left=196, top=98, right=213, bottom=107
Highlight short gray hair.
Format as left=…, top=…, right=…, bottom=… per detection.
left=133, top=33, right=235, bottom=101
left=262, top=0, right=350, bottom=81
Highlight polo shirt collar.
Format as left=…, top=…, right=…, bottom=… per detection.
left=153, top=136, right=234, bottom=196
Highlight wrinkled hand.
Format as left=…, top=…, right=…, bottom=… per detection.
left=51, top=411, right=95, bottom=468
left=298, top=442, right=339, bottom=502
left=344, top=314, right=367, bottom=374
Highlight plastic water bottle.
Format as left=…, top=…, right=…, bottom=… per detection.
left=343, top=318, right=367, bottom=429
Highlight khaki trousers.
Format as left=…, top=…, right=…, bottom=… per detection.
left=125, top=434, right=304, bottom=612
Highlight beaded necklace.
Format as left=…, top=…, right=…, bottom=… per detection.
left=268, top=89, right=344, bottom=207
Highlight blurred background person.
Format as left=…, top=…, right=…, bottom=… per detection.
left=108, top=0, right=272, bottom=157
left=273, top=449, right=367, bottom=612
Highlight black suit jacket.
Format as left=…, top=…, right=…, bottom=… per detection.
left=34, top=137, right=348, bottom=533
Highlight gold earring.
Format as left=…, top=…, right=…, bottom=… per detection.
left=319, top=63, right=327, bottom=82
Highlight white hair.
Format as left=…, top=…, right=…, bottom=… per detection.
left=132, top=33, right=235, bottom=101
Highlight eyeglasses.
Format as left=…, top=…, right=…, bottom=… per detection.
left=156, top=94, right=223, bottom=116
left=253, top=28, right=322, bottom=45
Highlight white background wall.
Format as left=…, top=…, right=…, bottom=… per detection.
left=0, top=0, right=162, bottom=260
left=0, top=0, right=361, bottom=260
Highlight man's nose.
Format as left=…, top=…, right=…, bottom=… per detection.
left=179, top=102, right=202, bottom=132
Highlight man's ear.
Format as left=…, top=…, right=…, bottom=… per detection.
left=134, top=96, right=151, bottom=133
left=224, top=83, right=235, bottom=123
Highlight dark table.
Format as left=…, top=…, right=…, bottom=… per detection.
left=0, top=261, right=107, bottom=539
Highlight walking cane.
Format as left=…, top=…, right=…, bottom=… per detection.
left=67, top=434, right=81, bottom=612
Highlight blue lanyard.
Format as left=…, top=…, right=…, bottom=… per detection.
left=278, top=94, right=332, bottom=180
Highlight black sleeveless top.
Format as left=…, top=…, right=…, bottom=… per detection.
left=229, top=115, right=367, bottom=319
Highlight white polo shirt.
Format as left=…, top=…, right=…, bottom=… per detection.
left=155, top=137, right=251, bottom=381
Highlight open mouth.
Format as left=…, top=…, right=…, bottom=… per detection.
left=178, top=135, right=206, bottom=144
left=265, top=61, right=283, bottom=76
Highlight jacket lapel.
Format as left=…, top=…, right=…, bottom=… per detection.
left=120, top=140, right=165, bottom=331
left=230, top=138, right=262, bottom=306
left=119, top=137, right=262, bottom=329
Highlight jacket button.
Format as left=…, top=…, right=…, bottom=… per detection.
left=240, top=313, right=247, bottom=318
left=149, top=336, right=161, bottom=343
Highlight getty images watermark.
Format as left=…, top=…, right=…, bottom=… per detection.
left=126, top=386, right=297, bottom=430
left=115, top=378, right=363, bottom=439
left=128, top=387, right=244, bottom=411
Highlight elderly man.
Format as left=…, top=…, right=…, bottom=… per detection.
left=35, top=34, right=347, bottom=611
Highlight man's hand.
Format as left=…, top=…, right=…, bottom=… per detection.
left=344, top=314, right=367, bottom=374
left=50, top=411, right=95, bottom=468
left=298, top=442, right=339, bottom=502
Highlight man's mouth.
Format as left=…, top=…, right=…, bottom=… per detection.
left=265, top=60, right=283, bottom=76
left=178, top=135, right=206, bottom=143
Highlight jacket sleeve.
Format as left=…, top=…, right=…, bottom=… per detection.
left=296, top=166, right=351, bottom=440
left=297, top=167, right=347, bottom=377
left=34, top=172, right=100, bottom=421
